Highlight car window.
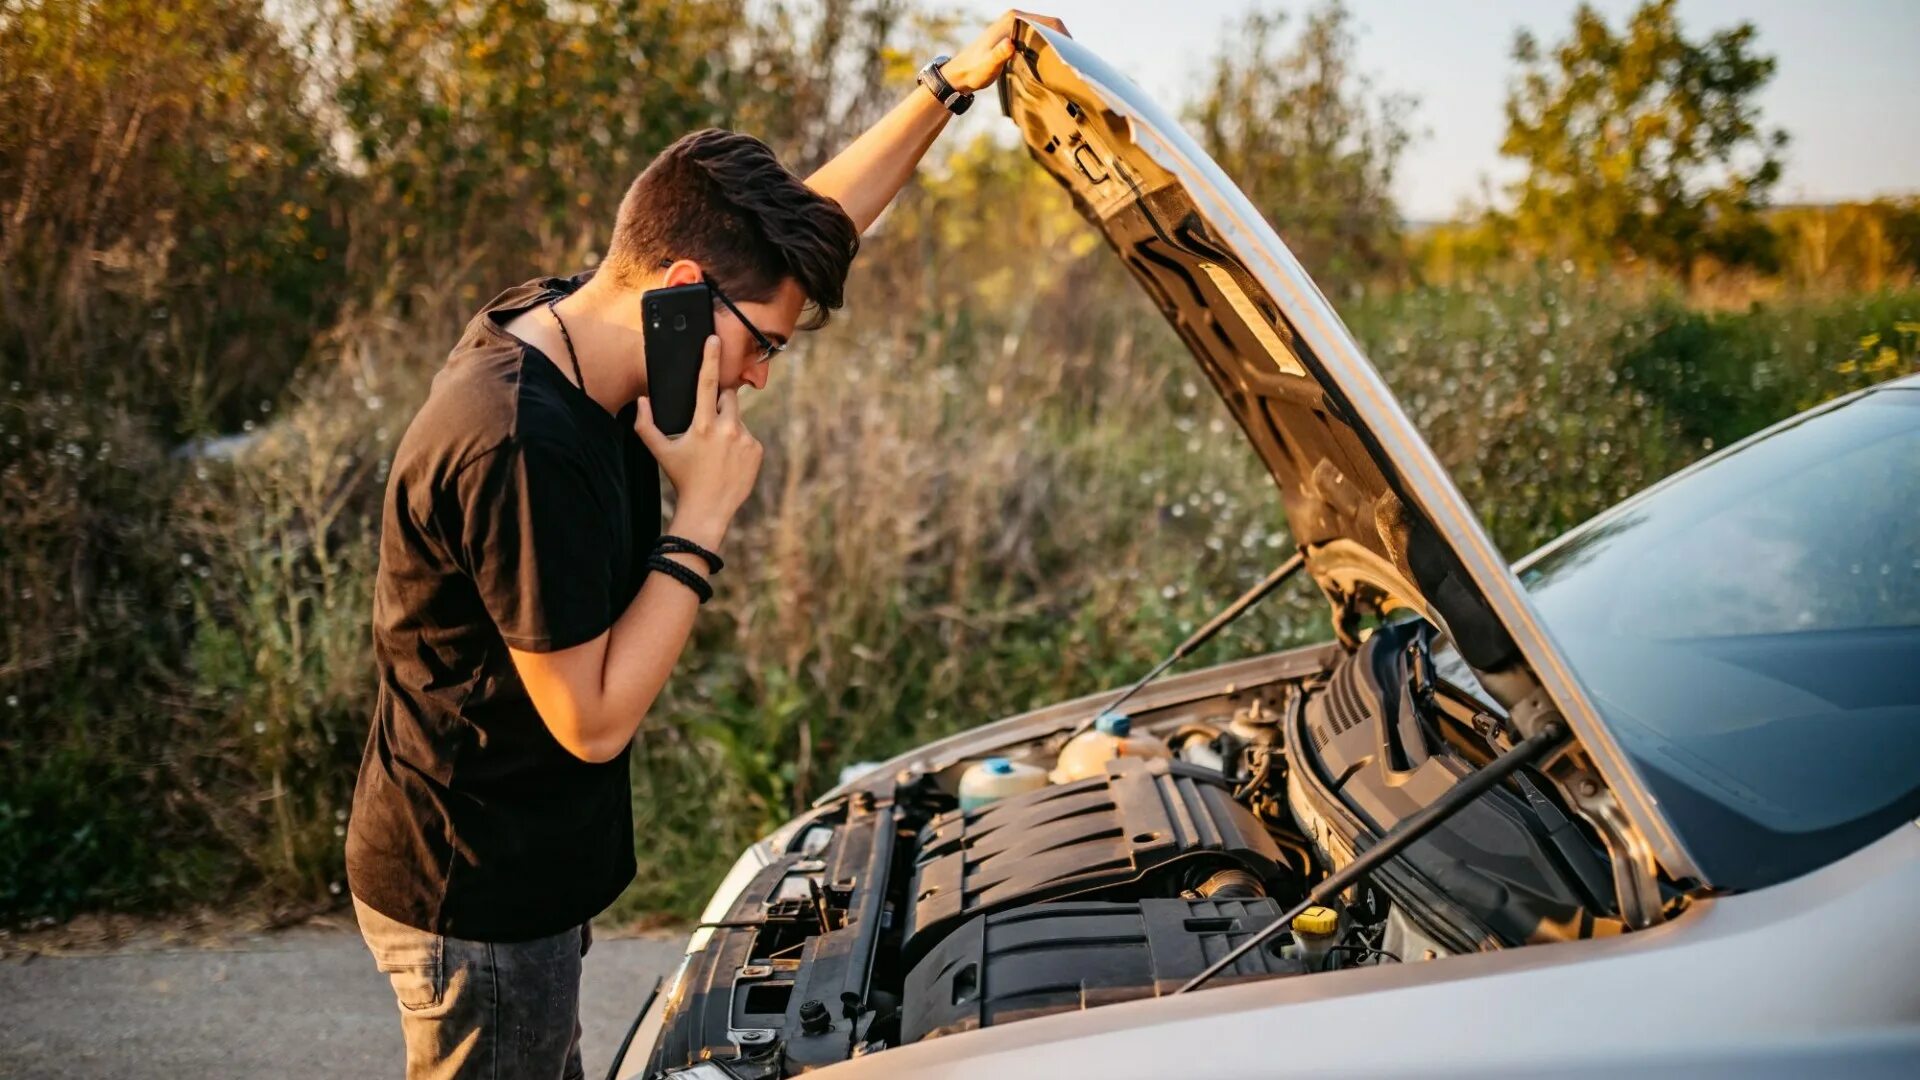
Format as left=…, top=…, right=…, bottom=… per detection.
left=1518, top=389, right=1920, bottom=891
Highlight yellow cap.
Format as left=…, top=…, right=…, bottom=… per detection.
left=1291, top=905, right=1338, bottom=937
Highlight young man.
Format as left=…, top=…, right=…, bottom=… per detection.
left=345, top=11, right=1069, bottom=1079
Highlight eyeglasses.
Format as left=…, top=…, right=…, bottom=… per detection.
left=658, top=259, right=786, bottom=365
left=711, top=280, right=786, bottom=365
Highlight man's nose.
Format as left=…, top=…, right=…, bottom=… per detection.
left=741, top=361, right=770, bottom=391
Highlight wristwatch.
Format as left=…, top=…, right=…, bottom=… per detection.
left=917, top=55, right=973, bottom=115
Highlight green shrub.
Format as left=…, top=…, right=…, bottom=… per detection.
left=7, top=0, right=1919, bottom=927
left=1622, top=291, right=1920, bottom=451
left=0, top=388, right=208, bottom=916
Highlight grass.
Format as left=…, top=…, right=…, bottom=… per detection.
left=3, top=245, right=1916, bottom=924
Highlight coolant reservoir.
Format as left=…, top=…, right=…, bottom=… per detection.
left=1050, top=713, right=1171, bottom=784
left=958, top=757, right=1049, bottom=811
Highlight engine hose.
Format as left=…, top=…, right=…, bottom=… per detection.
left=1231, top=748, right=1275, bottom=801
left=1268, top=834, right=1314, bottom=878
left=1168, top=723, right=1223, bottom=751
left=1190, top=867, right=1266, bottom=899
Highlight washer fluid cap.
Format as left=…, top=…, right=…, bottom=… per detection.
left=983, top=757, right=1014, bottom=775
left=1094, top=713, right=1132, bottom=736
left=1291, top=905, right=1338, bottom=937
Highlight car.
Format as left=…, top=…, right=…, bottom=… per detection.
left=620, top=21, right=1920, bottom=1079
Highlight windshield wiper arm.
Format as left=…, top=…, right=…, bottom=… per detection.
left=1071, top=550, right=1306, bottom=736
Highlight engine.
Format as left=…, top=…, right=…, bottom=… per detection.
left=903, top=757, right=1290, bottom=965
left=903, top=894, right=1305, bottom=1042
left=644, top=653, right=1423, bottom=1078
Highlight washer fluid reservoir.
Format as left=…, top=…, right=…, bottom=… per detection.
left=958, top=757, right=1049, bottom=811
left=1051, top=713, right=1171, bottom=784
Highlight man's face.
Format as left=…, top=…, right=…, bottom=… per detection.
left=659, top=260, right=804, bottom=393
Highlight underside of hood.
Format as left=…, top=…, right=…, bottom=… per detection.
left=998, top=22, right=1697, bottom=921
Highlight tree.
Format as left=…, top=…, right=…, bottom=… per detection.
left=329, top=0, right=909, bottom=296
left=1500, top=0, right=1788, bottom=275
left=1187, top=2, right=1415, bottom=293
left=0, top=0, right=346, bottom=433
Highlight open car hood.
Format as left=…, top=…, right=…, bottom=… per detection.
left=1000, top=23, right=1697, bottom=920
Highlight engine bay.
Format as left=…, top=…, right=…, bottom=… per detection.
left=642, top=624, right=1619, bottom=1078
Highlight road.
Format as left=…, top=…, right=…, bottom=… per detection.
left=0, top=924, right=684, bottom=1079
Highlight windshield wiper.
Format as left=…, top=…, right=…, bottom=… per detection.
left=1070, top=550, right=1307, bottom=736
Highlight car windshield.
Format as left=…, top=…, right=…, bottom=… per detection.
left=1512, top=385, right=1920, bottom=891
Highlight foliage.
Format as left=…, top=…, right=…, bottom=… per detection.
left=332, top=0, right=723, bottom=293
left=328, top=0, right=912, bottom=299
left=1620, top=291, right=1920, bottom=451
left=0, top=0, right=348, bottom=436
left=1187, top=1, right=1414, bottom=295
left=174, top=375, right=393, bottom=902
left=1499, top=0, right=1787, bottom=275
left=1769, top=199, right=1920, bottom=292
left=0, top=388, right=210, bottom=915
left=3, top=0, right=1918, bottom=924
left=1414, top=199, right=1920, bottom=294
left=1352, top=273, right=1696, bottom=557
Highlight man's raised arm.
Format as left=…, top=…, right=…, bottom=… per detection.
left=806, top=10, right=1069, bottom=234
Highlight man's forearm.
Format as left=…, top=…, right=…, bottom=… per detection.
left=806, top=86, right=952, bottom=235
left=512, top=517, right=721, bottom=763
left=586, top=556, right=706, bottom=747
left=581, top=516, right=727, bottom=758
left=808, top=12, right=1051, bottom=233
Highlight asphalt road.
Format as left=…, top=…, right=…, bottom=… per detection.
left=0, top=926, right=685, bottom=1079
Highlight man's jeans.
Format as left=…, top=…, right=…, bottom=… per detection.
left=354, top=897, right=591, bottom=1080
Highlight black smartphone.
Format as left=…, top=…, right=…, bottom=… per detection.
left=642, top=282, right=715, bottom=436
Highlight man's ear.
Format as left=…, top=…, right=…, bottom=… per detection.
left=661, top=258, right=705, bottom=288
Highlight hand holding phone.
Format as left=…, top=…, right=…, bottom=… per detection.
left=634, top=333, right=763, bottom=546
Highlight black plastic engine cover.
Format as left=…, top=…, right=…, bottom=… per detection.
left=902, top=756, right=1285, bottom=963
left=903, top=897, right=1305, bottom=1042
left=1301, top=621, right=1610, bottom=944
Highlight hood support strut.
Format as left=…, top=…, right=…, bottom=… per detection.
left=1070, top=551, right=1306, bottom=737
left=1177, top=721, right=1571, bottom=994
left=1002, top=17, right=1697, bottom=913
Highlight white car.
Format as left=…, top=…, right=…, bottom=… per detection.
left=623, top=21, right=1920, bottom=1079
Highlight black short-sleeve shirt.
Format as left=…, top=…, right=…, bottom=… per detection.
left=346, top=272, right=660, bottom=941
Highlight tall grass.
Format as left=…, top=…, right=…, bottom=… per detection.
left=5, top=0, right=1919, bottom=925
left=5, top=230, right=1916, bottom=921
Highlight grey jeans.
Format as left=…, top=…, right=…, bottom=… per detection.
left=353, top=896, right=591, bottom=1080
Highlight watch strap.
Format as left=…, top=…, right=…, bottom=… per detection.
left=918, top=55, right=973, bottom=115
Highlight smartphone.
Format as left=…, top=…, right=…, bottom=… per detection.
left=642, top=282, right=715, bottom=436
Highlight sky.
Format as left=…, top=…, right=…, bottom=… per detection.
left=954, top=0, right=1920, bottom=221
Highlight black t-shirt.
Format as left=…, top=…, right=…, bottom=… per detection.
left=346, top=272, right=660, bottom=942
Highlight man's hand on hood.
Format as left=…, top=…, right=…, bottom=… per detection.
left=944, top=10, right=1072, bottom=94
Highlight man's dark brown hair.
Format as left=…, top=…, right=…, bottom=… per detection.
left=605, top=129, right=860, bottom=331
